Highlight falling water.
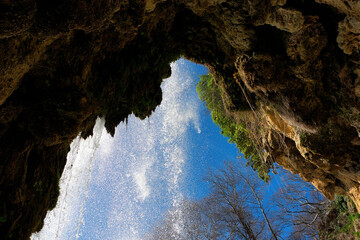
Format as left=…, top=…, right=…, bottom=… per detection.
left=31, top=118, right=106, bottom=240
left=31, top=59, right=207, bottom=240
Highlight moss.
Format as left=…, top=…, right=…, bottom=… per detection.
left=319, top=196, right=360, bottom=239
left=48, top=171, right=60, bottom=210
left=197, top=73, right=271, bottom=181
left=33, top=180, right=44, bottom=194
left=0, top=214, right=7, bottom=223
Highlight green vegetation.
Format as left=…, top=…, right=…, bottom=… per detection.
left=49, top=170, right=61, bottom=210
left=87, top=32, right=179, bottom=136
left=0, top=214, right=7, bottom=223
left=319, top=195, right=360, bottom=239
left=196, top=74, right=270, bottom=181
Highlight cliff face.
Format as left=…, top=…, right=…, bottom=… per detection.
left=0, top=0, right=359, bottom=238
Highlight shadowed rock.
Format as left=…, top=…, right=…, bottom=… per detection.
left=0, top=0, right=359, bottom=239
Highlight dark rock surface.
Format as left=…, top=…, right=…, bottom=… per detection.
left=0, top=0, right=359, bottom=239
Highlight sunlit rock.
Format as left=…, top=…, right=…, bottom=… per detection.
left=0, top=0, right=359, bottom=238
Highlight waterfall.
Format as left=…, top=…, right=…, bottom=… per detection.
left=31, top=118, right=107, bottom=240
left=31, top=59, right=206, bottom=240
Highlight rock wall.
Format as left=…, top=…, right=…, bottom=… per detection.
left=0, top=0, right=359, bottom=238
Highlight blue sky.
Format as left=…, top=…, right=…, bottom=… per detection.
left=32, top=58, right=286, bottom=240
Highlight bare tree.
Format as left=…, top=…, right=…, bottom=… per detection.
left=205, top=160, right=280, bottom=240
left=143, top=199, right=225, bottom=240
left=272, top=168, right=329, bottom=239
left=145, top=160, right=327, bottom=240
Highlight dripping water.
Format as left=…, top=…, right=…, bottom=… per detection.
left=31, top=59, right=206, bottom=240
left=31, top=118, right=106, bottom=240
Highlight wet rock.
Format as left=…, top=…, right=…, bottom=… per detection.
left=0, top=0, right=359, bottom=238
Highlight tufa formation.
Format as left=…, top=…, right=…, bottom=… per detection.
left=0, top=0, right=359, bottom=239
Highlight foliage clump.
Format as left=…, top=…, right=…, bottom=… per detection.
left=196, top=73, right=270, bottom=181
left=318, top=195, right=360, bottom=239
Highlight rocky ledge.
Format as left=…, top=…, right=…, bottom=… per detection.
left=0, top=0, right=359, bottom=239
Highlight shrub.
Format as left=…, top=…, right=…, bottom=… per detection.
left=196, top=74, right=270, bottom=181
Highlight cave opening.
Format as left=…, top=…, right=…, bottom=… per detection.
left=1, top=0, right=359, bottom=239
left=30, top=57, right=327, bottom=240
left=30, top=58, right=242, bottom=239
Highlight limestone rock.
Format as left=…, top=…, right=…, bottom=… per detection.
left=0, top=0, right=359, bottom=238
